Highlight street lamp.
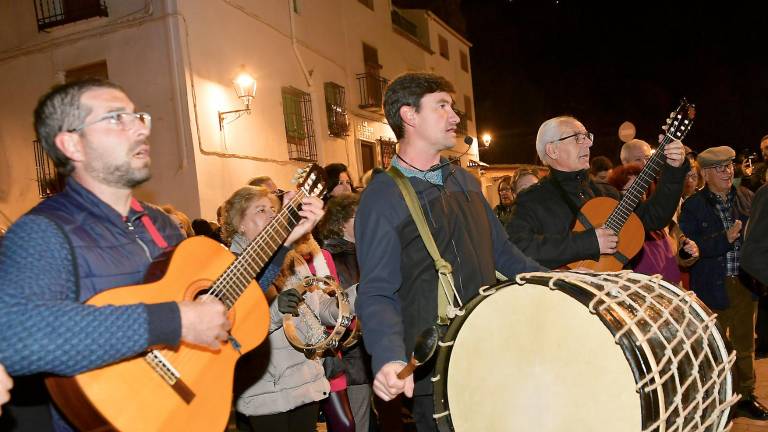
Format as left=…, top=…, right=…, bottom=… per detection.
left=218, top=68, right=257, bottom=130
left=481, top=133, right=492, bottom=148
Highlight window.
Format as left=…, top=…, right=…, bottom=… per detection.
left=35, top=0, right=109, bottom=32
left=324, top=82, right=349, bottom=138
left=65, top=60, right=108, bottom=82
left=438, top=35, right=449, bottom=60
left=281, top=87, right=317, bottom=162
left=378, top=138, right=397, bottom=167
left=358, top=0, right=374, bottom=10
left=464, top=95, right=473, bottom=121
left=292, top=0, right=301, bottom=14
left=460, top=50, right=469, bottom=73
left=455, top=109, right=468, bottom=136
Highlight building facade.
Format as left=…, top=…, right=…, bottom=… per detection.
left=0, top=0, right=478, bottom=223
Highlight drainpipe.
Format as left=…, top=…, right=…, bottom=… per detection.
left=289, top=0, right=312, bottom=87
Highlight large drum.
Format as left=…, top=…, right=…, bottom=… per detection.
left=432, top=271, right=737, bottom=432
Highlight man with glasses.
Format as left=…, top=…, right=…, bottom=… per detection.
left=679, top=146, right=767, bottom=420
left=0, top=79, right=323, bottom=430
left=506, top=115, right=687, bottom=269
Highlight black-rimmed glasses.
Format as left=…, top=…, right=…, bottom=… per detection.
left=67, top=112, right=152, bottom=133
left=553, top=131, right=594, bottom=145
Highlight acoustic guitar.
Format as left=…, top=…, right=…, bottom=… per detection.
left=568, top=100, right=696, bottom=271
left=46, top=165, right=326, bottom=432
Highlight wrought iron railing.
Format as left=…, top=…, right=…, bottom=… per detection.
left=282, top=87, right=317, bottom=162
left=324, top=82, right=350, bottom=138
left=33, top=140, right=65, bottom=197
left=356, top=73, right=389, bottom=111
left=378, top=137, right=397, bottom=167
left=34, top=0, right=108, bottom=31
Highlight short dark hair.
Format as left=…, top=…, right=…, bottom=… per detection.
left=589, top=156, right=614, bottom=175
left=34, top=78, right=124, bottom=175
left=317, top=193, right=359, bottom=241
left=384, top=72, right=455, bottom=140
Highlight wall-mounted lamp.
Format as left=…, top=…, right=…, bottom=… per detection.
left=218, top=71, right=257, bottom=130
left=481, top=133, right=492, bottom=148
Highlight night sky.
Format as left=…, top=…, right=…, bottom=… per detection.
left=461, top=0, right=768, bottom=165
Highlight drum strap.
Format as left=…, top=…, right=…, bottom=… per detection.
left=386, top=166, right=456, bottom=325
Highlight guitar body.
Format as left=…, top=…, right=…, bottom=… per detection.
left=46, top=236, right=270, bottom=432
left=567, top=197, right=645, bottom=272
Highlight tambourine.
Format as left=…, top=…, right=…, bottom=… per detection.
left=282, top=275, right=360, bottom=359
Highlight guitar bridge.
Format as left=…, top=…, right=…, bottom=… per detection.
left=144, top=350, right=196, bottom=404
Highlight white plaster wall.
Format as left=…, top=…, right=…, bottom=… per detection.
left=0, top=0, right=200, bottom=221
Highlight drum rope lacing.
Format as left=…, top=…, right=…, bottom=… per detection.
left=514, top=271, right=739, bottom=432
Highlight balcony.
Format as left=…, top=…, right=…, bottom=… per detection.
left=391, top=9, right=419, bottom=40
left=35, top=0, right=109, bottom=32
left=356, top=73, right=389, bottom=112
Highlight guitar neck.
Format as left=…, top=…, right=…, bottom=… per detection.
left=604, top=135, right=675, bottom=233
left=208, top=191, right=305, bottom=309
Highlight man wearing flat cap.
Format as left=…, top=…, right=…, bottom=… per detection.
left=679, top=146, right=766, bottom=420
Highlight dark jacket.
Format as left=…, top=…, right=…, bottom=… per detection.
left=507, top=162, right=687, bottom=269
left=679, top=186, right=753, bottom=309
left=323, top=237, right=371, bottom=386
left=743, top=184, right=768, bottom=285
left=355, top=162, right=543, bottom=395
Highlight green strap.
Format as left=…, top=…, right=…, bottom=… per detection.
left=386, top=166, right=453, bottom=325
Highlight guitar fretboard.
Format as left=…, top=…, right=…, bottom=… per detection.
left=208, top=192, right=304, bottom=309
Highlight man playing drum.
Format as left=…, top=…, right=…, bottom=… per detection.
left=354, top=72, right=543, bottom=431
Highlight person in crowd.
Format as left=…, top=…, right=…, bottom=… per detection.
left=493, top=175, right=514, bottom=225
left=679, top=146, right=766, bottom=420
left=160, top=204, right=194, bottom=237
left=607, top=163, right=698, bottom=285
left=512, top=168, right=539, bottom=194
left=744, top=181, right=768, bottom=358
left=506, top=116, right=688, bottom=269
left=325, top=163, right=354, bottom=199
left=316, top=193, right=374, bottom=432
left=745, top=135, right=768, bottom=192
left=354, top=72, right=543, bottom=432
left=360, top=167, right=385, bottom=190
left=0, top=79, right=323, bottom=431
left=0, top=364, right=11, bottom=415
left=589, top=155, right=613, bottom=184
left=248, top=175, right=279, bottom=193
left=191, top=217, right=223, bottom=243
left=221, top=185, right=352, bottom=431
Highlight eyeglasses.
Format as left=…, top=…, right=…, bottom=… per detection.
left=706, top=162, right=734, bottom=174
left=68, top=112, right=152, bottom=133
left=553, top=131, right=594, bottom=145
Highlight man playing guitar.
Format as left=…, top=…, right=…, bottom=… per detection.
left=0, top=79, right=323, bottom=431
left=506, top=115, right=688, bottom=269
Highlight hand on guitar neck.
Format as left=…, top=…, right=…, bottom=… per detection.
left=178, top=297, right=231, bottom=350
left=282, top=193, right=325, bottom=247
left=596, top=226, right=618, bottom=255
left=659, top=139, right=686, bottom=168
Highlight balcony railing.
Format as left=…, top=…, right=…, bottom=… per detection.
left=455, top=109, right=468, bottom=136
left=33, top=139, right=65, bottom=197
left=378, top=137, right=397, bottom=167
left=356, top=73, right=389, bottom=111
left=391, top=9, right=419, bottom=40
left=35, top=0, right=109, bottom=32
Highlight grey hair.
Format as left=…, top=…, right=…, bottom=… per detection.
left=620, top=139, right=651, bottom=165
left=535, top=116, right=578, bottom=165
left=33, top=78, right=124, bottom=175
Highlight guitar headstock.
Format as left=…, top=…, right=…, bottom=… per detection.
left=292, top=164, right=327, bottom=198
left=663, top=98, right=696, bottom=142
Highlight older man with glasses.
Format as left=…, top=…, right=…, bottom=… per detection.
left=506, top=115, right=688, bottom=269
left=679, top=146, right=767, bottom=420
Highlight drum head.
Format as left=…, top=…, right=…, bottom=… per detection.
left=446, top=282, right=640, bottom=431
